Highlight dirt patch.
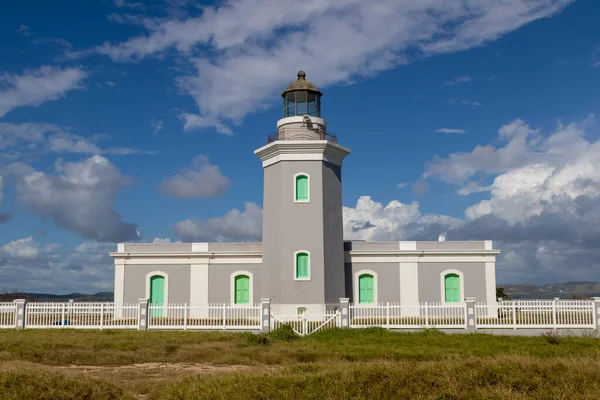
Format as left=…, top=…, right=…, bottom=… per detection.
left=55, top=362, right=251, bottom=374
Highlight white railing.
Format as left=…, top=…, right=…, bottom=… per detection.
left=476, top=300, right=595, bottom=329
left=148, top=303, right=261, bottom=330
left=350, top=302, right=466, bottom=329
left=0, top=302, right=16, bottom=328
left=25, top=302, right=138, bottom=329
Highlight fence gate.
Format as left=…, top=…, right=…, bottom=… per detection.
left=271, top=311, right=339, bottom=336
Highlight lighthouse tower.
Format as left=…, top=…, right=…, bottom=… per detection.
left=254, top=71, right=351, bottom=314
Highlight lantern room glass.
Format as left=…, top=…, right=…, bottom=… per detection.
left=284, top=91, right=320, bottom=118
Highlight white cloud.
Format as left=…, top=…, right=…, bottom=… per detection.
left=0, top=237, right=118, bottom=293
left=11, top=155, right=139, bottom=242
left=444, top=76, right=472, bottom=86
left=396, top=182, right=408, bottom=188
left=591, top=47, right=600, bottom=68
left=113, top=0, right=144, bottom=9
left=150, top=118, right=164, bottom=135
left=0, top=122, right=150, bottom=156
left=0, top=176, right=10, bottom=223
left=106, top=80, right=116, bottom=87
left=160, top=154, right=231, bottom=198
left=81, top=0, right=573, bottom=133
left=152, top=237, right=171, bottom=243
left=173, top=201, right=262, bottom=242
left=436, top=128, right=467, bottom=134
left=0, top=65, right=87, bottom=118
left=17, top=25, right=30, bottom=37
left=461, top=100, right=484, bottom=107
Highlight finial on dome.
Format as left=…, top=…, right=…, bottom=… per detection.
left=297, top=70, right=306, bottom=79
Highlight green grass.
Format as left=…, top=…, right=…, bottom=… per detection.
left=0, top=328, right=599, bottom=399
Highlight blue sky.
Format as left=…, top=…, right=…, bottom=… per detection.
left=1, top=0, right=600, bottom=293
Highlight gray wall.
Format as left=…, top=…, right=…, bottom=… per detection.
left=207, top=264, right=262, bottom=303
left=261, top=159, right=327, bottom=304
left=322, top=161, right=346, bottom=304
left=123, top=264, right=191, bottom=304
left=345, top=262, right=401, bottom=303
left=418, top=262, right=486, bottom=302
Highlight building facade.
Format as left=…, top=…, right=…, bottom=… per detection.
left=110, top=72, right=500, bottom=312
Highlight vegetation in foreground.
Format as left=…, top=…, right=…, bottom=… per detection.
left=0, top=327, right=598, bottom=399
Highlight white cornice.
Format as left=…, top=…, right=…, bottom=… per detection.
left=254, top=140, right=351, bottom=167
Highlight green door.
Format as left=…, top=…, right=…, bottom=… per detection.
left=444, top=274, right=460, bottom=303
left=296, top=252, right=309, bottom=278
left=358, top=274, right=374, bottom=304
left=150, top=275, right=165, bottom=317
left=235, top=275, right=250, bottom=304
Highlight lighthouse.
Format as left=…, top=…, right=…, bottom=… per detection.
left=254, top=71, right=351, bottom=314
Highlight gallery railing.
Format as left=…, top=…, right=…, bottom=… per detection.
left=267, top=129, right=338, bottom=144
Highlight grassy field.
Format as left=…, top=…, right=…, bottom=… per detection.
left=0, top=327, right=599, bottom=399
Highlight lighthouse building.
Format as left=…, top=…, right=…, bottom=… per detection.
left=110, top=72, right=500, bottom=312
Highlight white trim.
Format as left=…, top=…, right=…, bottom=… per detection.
left=484, top=240, right=493, bottom=250
left=190, top=263, right=209, bottom=305
left=192, top=242, right=208, bottom=252
left=485, top=262, right=497, bottom=305
left=293, top=172, right=310, bottom=203
left=113, top=261, right=125, bottom=308
left=399, top=262, right=419, bottom=306
left=277, top=116, right=327, bottom=129
left=117, top=243, right=125, bottom=252
left=145, top=271, right=169, bottom=313
left=354, top=269, right=378, bottom=305
left=399, top=241, right=416, bottom=251
left=254, top=140, right=351, bottom=168
left=293, top=250, right=311, bottom=281
left=346, top=253, right=499, bottom=264
left=230, top=270, right=254, bottom=305
left=440, top=269, right=464, bottom=303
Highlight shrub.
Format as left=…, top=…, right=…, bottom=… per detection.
left=267, top=324, right=299, bottom=341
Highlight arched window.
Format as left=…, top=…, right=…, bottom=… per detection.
left=234, top=275, right=250, bottom=304
left=358, top=274, right=375, bottom=304
left=444, top=273, right=460, bottom=303
left=294, top=174, right=309, bottom=202
left=149, top=275, right=165, bottom=317
left=295, top=251, right=309, bottom=279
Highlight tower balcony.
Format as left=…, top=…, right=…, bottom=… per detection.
left=267, top=128, right=338, bottom=144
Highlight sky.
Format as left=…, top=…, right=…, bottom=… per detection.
left=1, top=0, right=600, bottom=294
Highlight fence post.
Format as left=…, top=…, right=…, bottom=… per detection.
left=138, top=298, right=149, bottom=331
left=339, top=298, right=350, bottom=328
left=386, top=302, right=390, bottom=329
left=184, top=303, right=188, bottom=331
left=14, top=299, right=27, bottom=330
left=592, top=297, right=600, bottom=331
left=465, top=297, right=476, bottom=333
left=222, top=303, right=227, bottom=331
left=512, top=302, right=517, bottom=329
left=100, top=303, right=104, bottom=330
left=552, top=297, right=559, bottom=329
left=260, top=298, right=271, bottom=333
left=425, top=302, right=429, bottom=328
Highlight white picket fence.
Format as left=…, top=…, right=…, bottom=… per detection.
left=147, top=303, right=261, bottom=330
left=0, top=299, right=597, bottom=332
left=350, top=302, right=466, bottom=329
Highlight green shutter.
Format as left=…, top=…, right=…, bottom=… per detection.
left=444, top=274, right=460, bottom=303
left=296, top=253, right=309, bottom=278
left=295, top=175, right=308, bottom=201
left=235, top=275, right=250, bottom=304
left=358, top=274, right=374, bottom=303
left=150, top=275, right=165, bottom=317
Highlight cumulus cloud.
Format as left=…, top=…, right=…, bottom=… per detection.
left=0, top=176, right=10, bottom=223
left=160, top=154, right=231, bottom=198
left=80, top=0, right=573, bottom=133
left=173, top=201, right=262, bottom=242
left=150, top=118, right=164, bottom=135
left=0, top=65, right=87, bottom=118
left=0, top=237, right=116, bottom=293
left=11, top=155, right=139, bottom=242
left=16, top=25, right=30, bottom=37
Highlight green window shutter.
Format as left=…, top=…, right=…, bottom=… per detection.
left=235, top=275, right=250, bottom=304
left=295, top=175, right=308, bottom=201
left=444, top=274, right=460, bottom=302
left=150, top=275, right=165, bottom=317
left=358, top=274, right=374, bottom=303
left=296, top=252, right=309, bottom=278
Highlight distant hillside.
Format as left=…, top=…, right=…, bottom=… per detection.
left=0, top=292, right=114, bottom=302
left=499, top=281, right=600, bottom=299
